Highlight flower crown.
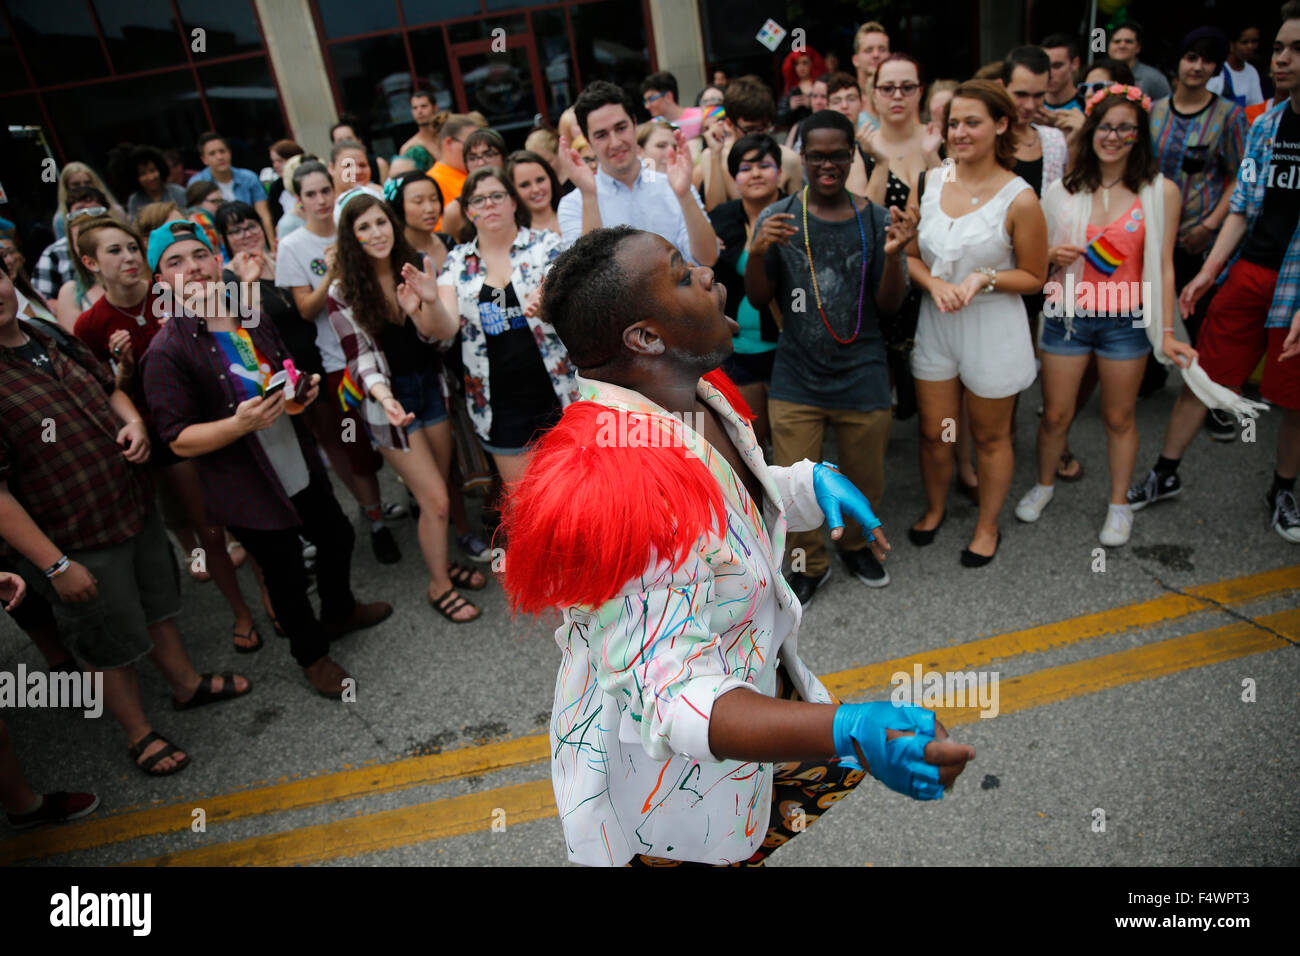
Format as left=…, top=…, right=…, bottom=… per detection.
left=1085, top=84, right=1152, bottom=116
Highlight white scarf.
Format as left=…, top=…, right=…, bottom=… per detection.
left=1040, top=175, right=1268, bottom=419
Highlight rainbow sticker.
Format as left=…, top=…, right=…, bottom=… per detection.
left=337, top=367, right=363, bottom=411
left=1085, top=234, right=1125, bottom=276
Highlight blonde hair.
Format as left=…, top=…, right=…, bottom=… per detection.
left=57, top=161, right=122, bottom=215
left=135, top=201, right=182, bottom=236
left=636, top=121, right=675, bottom=148
left=557, top=107, right=580, bottom=144
left=525, top=128, right=559, bottom=155
left=854, top=21, right=889, bottom=54
left=281, top=153, right=306, bottom=195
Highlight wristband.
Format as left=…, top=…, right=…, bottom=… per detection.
left=43, top=555, right=70, bottom=578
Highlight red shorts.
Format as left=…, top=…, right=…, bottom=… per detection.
left=313, top=370, right=382, bottom=477
left=1197, top=259, right=1300, bottom=410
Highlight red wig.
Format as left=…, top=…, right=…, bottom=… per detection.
left=500, top=402, right=727, bottom=616
left=781, top=48, right=827, bottom=94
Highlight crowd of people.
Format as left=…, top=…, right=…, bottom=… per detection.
left=0, top=7, right=1296, bottom=852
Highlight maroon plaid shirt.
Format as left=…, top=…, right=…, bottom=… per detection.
left=0, top=324, right=151, bottom=555
left=141, top=310, right=325, bottom=531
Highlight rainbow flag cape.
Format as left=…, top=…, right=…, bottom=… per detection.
left=337, top=367, right=363, bottom=411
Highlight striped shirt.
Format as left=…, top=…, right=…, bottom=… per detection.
left=1150, top=95, right=1247, bottom=240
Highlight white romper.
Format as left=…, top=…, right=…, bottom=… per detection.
left=911, top=167, right=1038, bottom=399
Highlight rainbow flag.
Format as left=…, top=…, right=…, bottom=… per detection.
left=337, top=367, right=363, bottom=411
left=1085, top=234, right=1124, bottom=276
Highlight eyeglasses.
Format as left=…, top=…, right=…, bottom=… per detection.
left=876, top=82, right=921, bottom=98
left=227, top=222, right=263, bottom=239
left=466, top=190, right=509, bottom=209
left=736, top=161, right=779, bottom=175
left=651, top=116, right=679, bottom=130
left=581, top=155, right=599, bottom=169
left=1097, top=123, right=1139, bottom=138
left=68, top=205, right=108, bottom=222
left=643, top=91, right=666, bottom=105
left=466, top=148, right=502, bottom=163
left=734, top=120, right=769, bottom=134
left=701, top=96, right=724, bottom=108
left=804, top=149, right=853, bottom=167
left=1077, top=81, right=1111, bottom=98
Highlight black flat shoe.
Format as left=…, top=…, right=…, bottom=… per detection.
left=960, top=531, right=1001, bottom=568
left=908, top=514, right=946, bottom=547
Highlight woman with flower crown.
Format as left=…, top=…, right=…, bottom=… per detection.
left=1015, top=83, right=1243, bottom=547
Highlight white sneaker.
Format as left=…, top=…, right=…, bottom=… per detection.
left=1099, top=504, right=1133, bottom=546
left=1015, top=484, right=1055, bottom=523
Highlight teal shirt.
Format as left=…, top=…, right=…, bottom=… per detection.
left=732, top=247, right=776, bottom=355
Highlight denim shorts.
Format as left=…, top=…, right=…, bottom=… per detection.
left=391, top=368, right=448, bottom=432
left=1040, top=311, right=1151, bottom=360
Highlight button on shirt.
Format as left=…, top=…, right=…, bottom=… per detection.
left=142, top=312, right=325, bottom=531
left=557, top=167, right=709, bottom=262
left=0, top=325, right=151, bottom=556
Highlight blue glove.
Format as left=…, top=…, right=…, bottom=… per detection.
left=832, top=702, right=944, bottom=800
left=813, top=461, right=881, bottom=539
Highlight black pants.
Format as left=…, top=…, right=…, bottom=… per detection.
left=227, top=473, right=356, bottom=668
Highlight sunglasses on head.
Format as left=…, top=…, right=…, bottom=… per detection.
left=68, top=205, right=108, bottom=223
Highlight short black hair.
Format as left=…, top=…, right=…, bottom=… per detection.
left=1283, top=1, right=1300, bottom=25
left=641, top=71, right=679, bottom=101
left=1083, top=57, right=1135, bottom=85
left=1180, top=27, right=1227, bottom=68
left=1113, top=20, right=1144, bottom=44
left=541, top=226, right=644, bottom=369
left=1001, top=46, right=1050, bottom=84
left=1040, top=33, right=1079, bottom=60
left=330, top=115, right=360, bottom=140
left=726, top=133, right=782, bottom=178
left=214, top=200, right=264, bottom=256
left=574, top=81, right=635, bottom=139
left=128, top=144, right=169, bottom=181
left=67, top=185, right=109, bottom=208
left=798, top=110, right=855, bottom=151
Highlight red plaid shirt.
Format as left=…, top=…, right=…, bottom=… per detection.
left=0, top=324, right=151, bottom=555
left=141, top=310, right=326, bottom=531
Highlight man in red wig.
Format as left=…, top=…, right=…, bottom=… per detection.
left=501, top=226, right=975, bottom=866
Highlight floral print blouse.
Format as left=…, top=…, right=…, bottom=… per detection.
left=436, top=227, right=579, bottom=440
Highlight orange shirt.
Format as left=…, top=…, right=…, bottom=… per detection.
left=429, top=162, right=466, bottom=230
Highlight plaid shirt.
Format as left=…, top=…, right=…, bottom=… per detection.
left=31, top=237, right=75, bottom=302
left=141, top=310, right=326, bottom=531
left=0, top=324, right=151, bottom=556
left=1223, top=100, right=1300, bottom=330
left=326, top=280, right=443, bottom=451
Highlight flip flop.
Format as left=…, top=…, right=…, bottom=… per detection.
left=233, top=624, right=263, bottom=654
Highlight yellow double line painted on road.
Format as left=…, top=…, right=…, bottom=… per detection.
left=132, top=608, right=1298, bottom=867
left=3, top=565, right=1295, bottom=865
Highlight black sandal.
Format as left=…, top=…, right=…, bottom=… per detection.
left=430, top=588, right=481, bottom=623
left=233, top=624, right=263, bottom=654
left=128, top=731, right=191, bottom=776
left=448, top=562, right=488, bottom=591
left=173, top=672, right=253, bottom=711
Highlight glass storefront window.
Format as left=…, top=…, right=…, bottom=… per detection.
left=0, top=13, right=30, bottom=92
left=408, top=25, right=455, bottom=113
left=402, top=0, right=479, bottom=26
left=92, top=0, right=187, bottom=74
left=531, top=8, right=574, bottom=119
left=570, top=0, right=650, bottom=101
left=177, top=0, right=265, bottom=59
left=198, top=57, right=285, bottom=170
left=315, top=0, right=400, bottom=40
left=5, top=0, right=107, bottom=86
left=446, top=14, right=526, bottom=45
left=42, top=70, right=208, bottom=171
left=328, top=33, right=411, bottom=151
left=458, top=48, right=537, bottom=140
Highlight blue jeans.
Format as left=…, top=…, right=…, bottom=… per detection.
left=1040, top=312, right=1151, bottom=360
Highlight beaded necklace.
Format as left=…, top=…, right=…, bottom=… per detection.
left=801, top=185, right=868, bottom=345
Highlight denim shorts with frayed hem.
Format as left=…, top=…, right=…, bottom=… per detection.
left=1040, top=311, right=1151, bottom=360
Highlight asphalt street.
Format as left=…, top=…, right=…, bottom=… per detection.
left=1, top=366, right=1297, bottom=867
